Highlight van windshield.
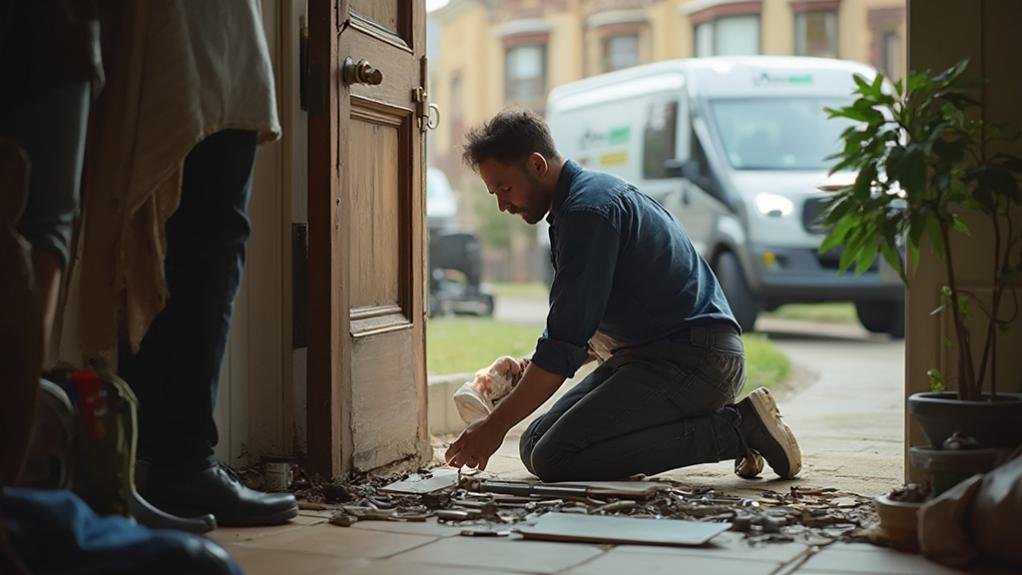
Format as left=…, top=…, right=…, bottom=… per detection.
left=708, top=97, right=854, bottom=170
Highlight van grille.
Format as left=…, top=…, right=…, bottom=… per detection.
left=802, top=197, right=830, bottom=234
left=817, top=248, right=879, bottom=272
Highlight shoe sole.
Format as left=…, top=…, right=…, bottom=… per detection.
left=748, top=388, right=802, bottom=478
left=161, top=503, right=300, bottom=527
left=453, top=383, right=491, bottom=424
left=215, top=504, right=300, bottom=527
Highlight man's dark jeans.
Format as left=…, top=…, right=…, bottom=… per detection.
left=520, top=324, right=747, bottom=482
left=119, top=129, right=257, bottom=472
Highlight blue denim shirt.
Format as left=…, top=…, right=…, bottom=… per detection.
left=531, top=160, right=738, bottom=378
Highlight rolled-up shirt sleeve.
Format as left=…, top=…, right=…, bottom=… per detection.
left=531, top=210, right=620, bottom=377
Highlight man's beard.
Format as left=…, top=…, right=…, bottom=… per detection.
left=517, top=171, right=547, bottom=224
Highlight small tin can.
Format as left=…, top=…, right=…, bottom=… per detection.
left=262, top=456, right=295, bottom=492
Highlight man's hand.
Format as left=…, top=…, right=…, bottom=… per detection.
left=445, top=417, right=506, bottom=470
left=448, top=361, right=567, bottom=470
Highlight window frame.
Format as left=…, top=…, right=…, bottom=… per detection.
left=794, top=10, right=839, bottom=58
left=503, top=42, right=548, bottom=106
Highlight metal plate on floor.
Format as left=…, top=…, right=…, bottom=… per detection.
left=379, top=469, right=460, bottom=494
left=517, top=512, right=731, bottom=547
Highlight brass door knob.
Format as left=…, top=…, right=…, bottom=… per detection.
left=342, top=57, right=383, bottom=86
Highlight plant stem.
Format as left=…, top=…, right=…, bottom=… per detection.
left=976, top=209, right=1002, bottom=395
left=940, top=219, right=978, bottom=400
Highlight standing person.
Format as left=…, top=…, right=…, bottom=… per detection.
left=71, top=0, right=297, bottom=526
left=445, top=109, right=802, bottom=482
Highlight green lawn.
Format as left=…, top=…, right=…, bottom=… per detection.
left=740, top=334, right=791, bottom=395
left=427, top=317, right=792, bottom=393
left=427, top=318, right=544, bottom=375
left=762, top=302, right=857, bottom=323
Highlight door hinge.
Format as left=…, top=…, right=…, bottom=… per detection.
left=413, top=56, right=440, bottom=133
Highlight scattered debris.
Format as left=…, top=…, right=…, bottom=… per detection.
left=285, top=463, right=879, bottom=549
left=323, top=482, right=354, bottom=504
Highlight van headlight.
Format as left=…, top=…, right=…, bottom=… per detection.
left=754, top=193, right=795, bottom=217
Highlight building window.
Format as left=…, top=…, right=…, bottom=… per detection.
left=505, top=44, right=547, bottom=104
left=694, top=15, right=760, bottom=57
left=795, top=11, right=838, bottom=58
left=604, top=34, right=640, bottom=72
left=883, top=31, right=900, bottom=78
left=642, top=99, right=678, bottom=180
left=868, top=8, right=904, bottom=81
left=449, top=72, right=464, bottom=146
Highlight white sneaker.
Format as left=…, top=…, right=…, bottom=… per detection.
left=453, top=381, right=493, bottom=424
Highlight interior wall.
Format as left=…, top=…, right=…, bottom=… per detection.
left=905, top=0, right=1022, bottom=478
left=213, top=0, right=296, bottom=465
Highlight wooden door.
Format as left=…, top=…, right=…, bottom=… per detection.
left=307, top=0, right=429, bottom=477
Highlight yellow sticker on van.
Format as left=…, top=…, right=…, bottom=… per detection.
left=599, top=151, right=628, bottom=167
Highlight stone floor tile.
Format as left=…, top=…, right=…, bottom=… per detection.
left=389, top=536, right=605, bottom=574
left=613, top=530, right=809, bottom=564
left=564, top=548, right=780, bottom=575
left=224, top=546, right=370, bottom=575
left=236, top=523, right=437, bottom=560
left=824, top=542, right=893, bottom=553
left=799, top=548, right=969, bottom=574
left=353, top=561, right=528, bottom=575
left=348, top=517, right=464, bottom=537
left=207, top=515, right=322, bottom=545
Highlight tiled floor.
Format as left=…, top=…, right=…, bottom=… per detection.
left=215, top=510, right=1019, bottom=575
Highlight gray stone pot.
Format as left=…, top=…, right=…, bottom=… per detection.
left=907, top=392, right=1022, bottom=449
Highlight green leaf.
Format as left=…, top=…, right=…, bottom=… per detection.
left=880, top=240, right=906, bottom=283
left=958, top=296, right=972, bottom=320
left=951, top=214, right=970, bottom=236
left=942, top=336, right=953, bottom=349
left=926, top=217, right=946, bottom=258
left=927, top=368, right=945, bottom=393
left=855, top=240, right=879, bottom=275
left=820, top=215, right=856, bottom=254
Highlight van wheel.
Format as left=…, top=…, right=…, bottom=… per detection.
left=715, top=252, right=761, bottom=333
left=855, top=301, right=905, bottom=338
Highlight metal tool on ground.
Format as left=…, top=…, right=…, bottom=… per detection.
left=459, top=479, right=666, bottom=500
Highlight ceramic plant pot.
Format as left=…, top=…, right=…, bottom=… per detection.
left=874, top=494, right=922, bottom=551
left=907, top=392, right=1022, bottom=450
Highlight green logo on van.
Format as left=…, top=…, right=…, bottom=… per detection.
left=608, top=127, right=630, bottom=145
left=580, top=126, right=631, bottom=149
left=754, top=73, right=814, bottom=86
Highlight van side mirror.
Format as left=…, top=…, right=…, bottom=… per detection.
left=663, top=158, right=699, bottom=180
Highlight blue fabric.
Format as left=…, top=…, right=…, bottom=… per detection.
left=532, top=160, right=738, bottom=378
left=1, top=488, right=241, bottom=575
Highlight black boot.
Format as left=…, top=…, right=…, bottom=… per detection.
left=143, top=462, right=298, bottom=527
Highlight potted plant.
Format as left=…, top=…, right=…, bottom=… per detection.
left=820, top=60, right=1022, bottom=455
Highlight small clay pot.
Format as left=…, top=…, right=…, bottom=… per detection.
left=874, top=494, right=922, bottom=551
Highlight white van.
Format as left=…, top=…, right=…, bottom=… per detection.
left=544, top=56, right=904, bottom=336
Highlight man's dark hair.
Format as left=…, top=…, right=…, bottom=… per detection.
left=462, top=108, right=560, bottom=169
